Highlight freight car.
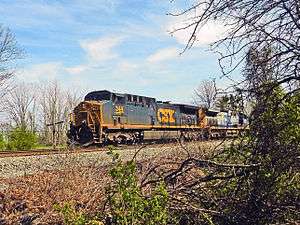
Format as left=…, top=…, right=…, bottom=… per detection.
left=67, top=90, right=247, bottom=146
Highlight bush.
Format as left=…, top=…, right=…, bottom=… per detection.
left=54, top=202, right=103, bottom=225
left=213, top=87, right=300, bottom=224
left=157, top=87, right=300, bottom=225
left=0, top=133, right=5, bottom=150
left=6, top=127, right=37, bottom=150
left=106, top=148, right=169, bottom=225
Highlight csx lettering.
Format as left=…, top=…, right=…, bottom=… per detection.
left=157, top=108, right=175, bottom=123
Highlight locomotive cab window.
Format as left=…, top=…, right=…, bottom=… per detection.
left=84, top=91, right=111, bottom=101
left=146, top=99, right=150, bottom=107
left=112, top=94, right=125, bottom=104
left=138, top=96, right=144, bottom=107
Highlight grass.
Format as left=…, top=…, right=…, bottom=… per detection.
left=35, top=144, right=67, bottom=150
left=0, top=144, right=67, bottom=151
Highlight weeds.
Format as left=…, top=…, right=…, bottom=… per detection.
left=0, top=133, right=5, bottom=150
left=106, top=148, right=169, bottom=225
left=6, top=127, right=37, bottom=150
left=54, top=202, right=103, bottom=225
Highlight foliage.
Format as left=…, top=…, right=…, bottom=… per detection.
left=244, top=46, right=277, bottom=96
left=156, top=85, right=299, bottom=225
left=215, top=95, right=229, bottom=111
left=0, top=133, right=5, bottom=150
left=6, top=127, right=37, bottom=150
left=106, top=148, right=169, bottom=225
left=215, top=92, right=244, bottom=112
left=51, top=147, right=169, bottom=225
left=215, top=87, right=300, bottom=224
left=54, top=202, right=103, bottom=225
left=245, top=88, right=299, bottom=223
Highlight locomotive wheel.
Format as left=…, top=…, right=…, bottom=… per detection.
left=78, top=127, right=94, bottom=145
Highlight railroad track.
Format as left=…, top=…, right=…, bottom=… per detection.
left=0, top=143, right=153, bottom=158
left=0, top=138, right=226, bottom=158
left=0, top=143, right=163, bottom=158
left=0, top=147, right=107, bottom=158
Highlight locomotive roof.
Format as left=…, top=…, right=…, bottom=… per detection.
left=172, top=103, right=199, bottom=110
left=85, top=91, right=204, bottom=110
left=85, top=90, right=156, bottom=101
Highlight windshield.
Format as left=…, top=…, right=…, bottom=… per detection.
left=84, top=91, right=111, bottom=101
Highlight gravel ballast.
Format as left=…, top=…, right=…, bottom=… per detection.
left=0, top=141, right=220, bottom=182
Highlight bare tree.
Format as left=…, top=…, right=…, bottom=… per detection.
left=170, top=0, right=300, bottom=92
left=5, top=83, right=37, bottom=130
left=0, top=25, right=22, bottom=103
left=4, top=80, right=82, bottom=148
left=193, top=79, right=217, bottom=108
left=38, top=81, right=81, bottom=148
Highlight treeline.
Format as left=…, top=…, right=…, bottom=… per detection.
left=0, top=81, right=82, bottom=150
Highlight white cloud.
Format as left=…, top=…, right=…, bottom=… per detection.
left=172, top=22, right=227, bottom=46
left=65, top=65, right=88, bottom=74
left=118, top=61, right=139, bottom=72
left=80, top=36, right=122, bottom=62
left=17, top=62, right=64, bottom=81
left=167, top=9, right=227, bottom=46
left=147, top=47, right=179, bottom=63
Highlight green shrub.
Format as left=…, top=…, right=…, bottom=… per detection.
left=0, top=133, right=5, bottom=150
left=6, top=127, right=37, bottom=150
left=54, top=147, right=169, bottom=225
left=107, top=148, right=169, bottom=225
left=54, top=202, right=102, bottom=225
left=213, top=88, right=300, bottom=224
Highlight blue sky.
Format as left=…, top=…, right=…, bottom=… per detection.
left=0, top=0, right=232, bottom=103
